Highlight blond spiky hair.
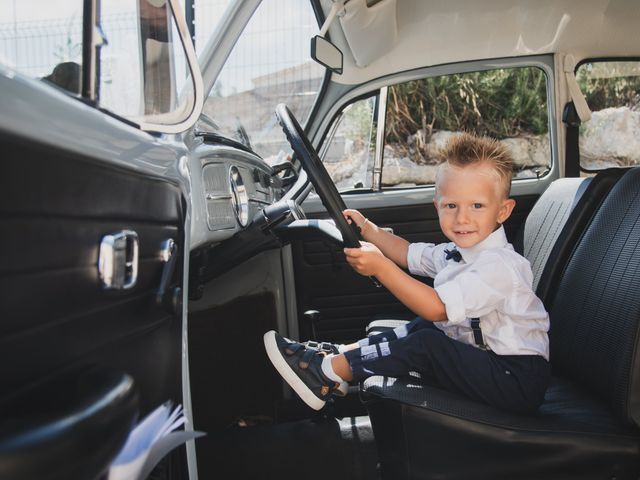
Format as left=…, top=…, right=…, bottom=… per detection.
left=436, top=132, right=513, bottom=198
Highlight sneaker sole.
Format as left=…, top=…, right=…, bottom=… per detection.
left=263, top=331, right=326, bottom=411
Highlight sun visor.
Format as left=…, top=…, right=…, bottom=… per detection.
left=339, top=0, right=397, bottom=67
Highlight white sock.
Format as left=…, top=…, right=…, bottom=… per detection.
left=321, top=355, right=346, bottom=382
left=337, top=344, right=349, bottom=353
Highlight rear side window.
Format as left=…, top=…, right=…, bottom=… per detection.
left=576, top=60, right=640, bottom=170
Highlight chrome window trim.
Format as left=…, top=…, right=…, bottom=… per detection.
left=372, top=86, right=388, bottom=191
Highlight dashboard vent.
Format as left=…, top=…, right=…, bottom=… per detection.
left=203, top=163, right=234, bottom=231
left=206, top=200, right=235, bottom=230
left=203, top=164, right=228, bottom=193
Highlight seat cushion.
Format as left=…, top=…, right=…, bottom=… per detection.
left=362, top=375, right=640, bottom=479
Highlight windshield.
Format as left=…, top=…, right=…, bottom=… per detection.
left=195, top=0, right=324, bottom=163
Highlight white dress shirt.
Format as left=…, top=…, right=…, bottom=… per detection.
left=406, top=226, right=550, bottom=360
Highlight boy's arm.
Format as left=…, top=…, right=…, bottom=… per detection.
left=376, top=259, right=447, bottom=321
left=344, top=244, right=447, bottom=321
left=362, top=223, right=410, bottom=269
left=344, top=209, right=410, bottom=268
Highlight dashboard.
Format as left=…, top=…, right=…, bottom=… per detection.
left=189, top=144, right=283, bottom=249
left=188, top=143, right=298, bottom=298
left=187, top=141, right=347, bottom=299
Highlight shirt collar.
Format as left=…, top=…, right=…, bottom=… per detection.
left=456, top=226, right=508, bottom=263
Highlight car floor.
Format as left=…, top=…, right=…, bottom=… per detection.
left=189, top=292, right=379, bottom=479
left=195, top=397, right=379, bottom=480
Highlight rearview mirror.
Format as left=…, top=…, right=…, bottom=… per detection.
left=311, top=35, right=343, bottom=75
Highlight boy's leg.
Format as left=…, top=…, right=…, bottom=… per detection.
left=262, top=322, right=436, bottom=410
left=344, top=327, right=549, bottom=413
left=307, top=317, right=431, bottom=355
left=353, top=316, right=432, bottom=349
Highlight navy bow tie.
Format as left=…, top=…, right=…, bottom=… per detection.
left=444, top=248, right=462, bottom=262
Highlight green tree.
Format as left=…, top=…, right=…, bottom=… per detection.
left=386, top=67, right=549, bottom=163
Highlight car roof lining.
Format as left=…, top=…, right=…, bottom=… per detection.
left=319, top=0, right=640, bottom=86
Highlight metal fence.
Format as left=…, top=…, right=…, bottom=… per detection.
left=0, top=16, right=83, bottom=78
left=0, top=12, right=141, bottom=80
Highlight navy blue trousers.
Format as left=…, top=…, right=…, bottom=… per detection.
left=343, top=318, right=549, bottom=413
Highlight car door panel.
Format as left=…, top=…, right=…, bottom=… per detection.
left=1, top=131, right=184, bottom=409
left=0, top=75, right=187, bottom=479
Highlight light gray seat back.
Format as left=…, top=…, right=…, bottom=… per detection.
left=523, top=177, right=589, bottom=290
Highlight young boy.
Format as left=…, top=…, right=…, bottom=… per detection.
left=264, top=133, right=550, bottom=414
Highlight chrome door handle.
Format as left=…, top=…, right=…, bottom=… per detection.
left=98, top=230, right=139, bottom=290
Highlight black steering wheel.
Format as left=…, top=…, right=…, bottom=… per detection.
left=275, top=103, right=361, bottom=248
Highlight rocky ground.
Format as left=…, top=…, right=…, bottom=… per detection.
left=325, top=107, right=640, bottom=189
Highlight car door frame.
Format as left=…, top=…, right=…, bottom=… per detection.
left=284, top=55, right=559, bottom=342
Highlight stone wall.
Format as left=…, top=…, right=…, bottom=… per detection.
left=326, top=130, right=551, bottom=188
left=580, top=107, right=640, bottom=169
left=326, top=106, right=640, bottom=189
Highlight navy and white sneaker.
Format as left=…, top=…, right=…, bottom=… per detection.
left=301, top=340, right=350, bottom=396
left=264, top=331, right=344, bottom=410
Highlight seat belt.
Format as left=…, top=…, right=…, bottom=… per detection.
left=563, top=101, right=581, bottom=177
left=470, top=318, right=489, bottom=351
left=562, top=55, right=592, bottom=177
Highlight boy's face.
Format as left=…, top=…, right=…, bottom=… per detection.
left=434, top=161, right=516, bottom=249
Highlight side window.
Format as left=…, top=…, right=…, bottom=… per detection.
left=576, top=60, right=640, bottom=170
left=320, top=95, right=378, bottom=190
left=0, top=3, right=83, bottom=95
left=0, top=1, right=201, bottom=133
left=382, top=66, right=550, bottom=188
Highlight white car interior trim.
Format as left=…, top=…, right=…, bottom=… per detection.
left=319, top=0, right=640, bottom=86
left=339, top=0, right=397, bottom=67
left=319, top=0, right=346, bottom=37
left=563, top=53, right=592, bottom=123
